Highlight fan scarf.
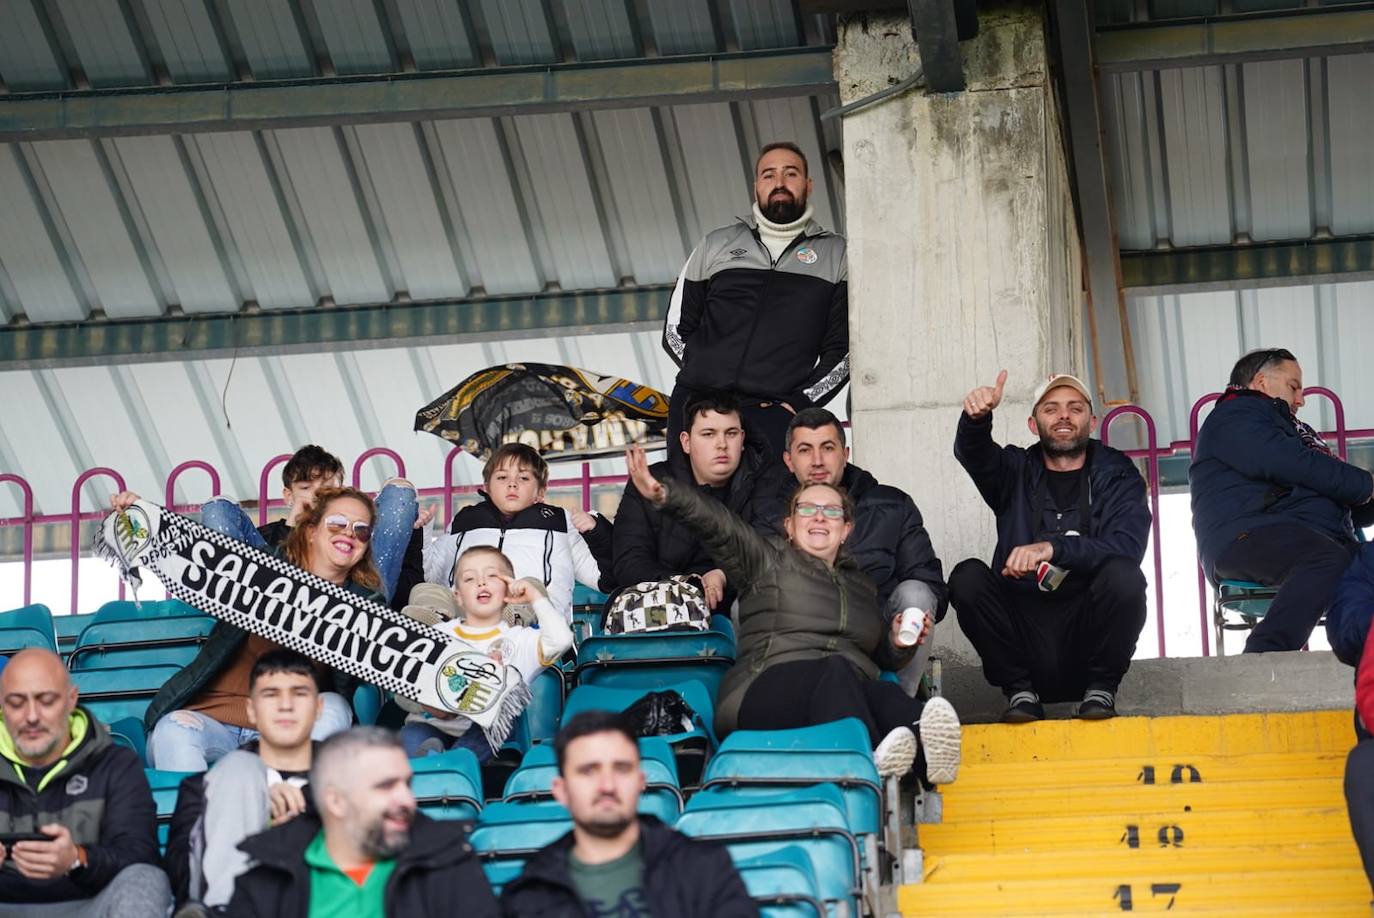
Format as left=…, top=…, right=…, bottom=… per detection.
left=93, top=499, right=528, bottom=751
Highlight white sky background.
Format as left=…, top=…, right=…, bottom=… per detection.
left=1, top=491, right=1331, bottom=659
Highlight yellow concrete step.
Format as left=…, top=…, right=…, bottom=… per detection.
left=963, top=710, right=1352, bottom=764
left=918, top=803, right=1354, bottom=854
left=897, top=866, right=1369, bottom=915
left=940, top=775, right=1343, bottom=820
left=952, top=751, right=1346, bottom=789
left=921, top=843, right=1361, bottom=884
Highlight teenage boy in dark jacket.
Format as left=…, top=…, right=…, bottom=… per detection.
left=1191, top=347, right=1374, bottom=654
left=226, top=727, right=497, bottom=918
left=0, top=648, right=170, bottom=913
left=949, top=372, right=1151, bottom=723
left=611, top=392, right=784, bottom=611
left=502, top=711, right=756, bottom=917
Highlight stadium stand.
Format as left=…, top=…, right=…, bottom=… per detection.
left=501, top=736, right=684, bottom=824
left=0, top=603, right=56, bottom=655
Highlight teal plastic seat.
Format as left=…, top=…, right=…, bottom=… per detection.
left=472, top=800, right=573, bottom=888
left=562, top=680, right=717, bottom=785
left=573, top=616, right=736, bottom=697
left=72, top=664, right=183, bottom=726
left=410, top=747, right=483, bottom=821
left=502, top=737, right=683, bottom=823
left=1214, top=579, right=1279, bottom=656
left=70, top=600, right=214, bottom=671
left=54, top=612, right=96, bottom=655
left=0, top=603, right=56, bottom=654
left=107, top=716, right=148, bottom=765
left=145, top=768, right=195, bottom=851
left=702, top=718, right=881, bottom=837
left=676, top=785, right=861, bottom=915
left=734, top=845, right=827, bottom=917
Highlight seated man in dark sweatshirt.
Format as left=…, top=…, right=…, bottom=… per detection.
left=610, top=391, right=783, bottom=613
left=1191, top=347, right=1374, bottom=654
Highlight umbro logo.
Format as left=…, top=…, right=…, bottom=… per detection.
left=728, top=248, right=748, bottom=259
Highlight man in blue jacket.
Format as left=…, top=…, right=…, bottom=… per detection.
left=1191, top=348, right=1374, bottom=654
left=949, top=372, right=1150, bottom=723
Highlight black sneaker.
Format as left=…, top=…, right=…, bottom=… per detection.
left=1078, top=688, right=1117, bottom=720
left=1002, top=691, right=1044, bottom=724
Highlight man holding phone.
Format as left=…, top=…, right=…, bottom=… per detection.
left=948, top=372, right=1151, bottom=723
left=0, top=648, right=170, bottom=915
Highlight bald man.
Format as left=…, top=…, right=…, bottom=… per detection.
left=0, top=648, right=170, bottom=916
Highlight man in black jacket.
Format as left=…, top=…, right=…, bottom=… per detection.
left=226, top=727, right=497, bottom=917
left=0, top=648, right=170, bottom=915
left=502, top=711, right=756, bottom=917
left=612, top=392, right=784, bottom=611
left=662, top=141, right=848, bottom=458
left=1191, top=347, right=1374, bottom=653
left=782, top=407, right=947, bottom=692
left=949, top=372, right=1150, bottom=723
left=167, top=651, right=322, bottom=916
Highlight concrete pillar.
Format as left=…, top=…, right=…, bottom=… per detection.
left=836, top=3, right=1086, bottom=667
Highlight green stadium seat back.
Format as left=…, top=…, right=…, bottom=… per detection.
left=501, top=737, right=682, bottom=821
left=69, top=614, right=215, bottom=671
left=573, top=621, right=736, bottom=696
left=73, top=664, right=182, bottom=727
left=472, top=800, right=573, bottom=885
left=107, top=716, right=148, bottom=765
left=410, top=747, right=483, bottom=821
left=54, top=612, right=95, bottom=650
left=0, top=604, right=56, bottom=654
left=734, top=844, right=826, bottom=917
left=145, top=768, right=195, bottom=854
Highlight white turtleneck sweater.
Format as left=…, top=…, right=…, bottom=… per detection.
left=752, top=202, right=813, bottom=264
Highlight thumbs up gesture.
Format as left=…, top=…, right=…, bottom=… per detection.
left=963, top=370, right=1008, bottom=420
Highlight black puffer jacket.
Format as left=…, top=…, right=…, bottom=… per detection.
left=610, top=442, right=786, bottom=604
left=954, top=411, right=1151, bottom=593
left=841, top=464, right=948, bottom=619
left=226, top=812, right=498, bottom=917
left=0, top=708, right=161, bottom=904
left=500, top=816, right=757, bottom=917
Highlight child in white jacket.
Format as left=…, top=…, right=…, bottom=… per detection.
left=423, top=443, right=612, bottom=620
left=400, top=545, right=574, bottom=761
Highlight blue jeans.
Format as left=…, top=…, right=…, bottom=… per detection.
left=147, top=692, right=353, bottom=771
left=400, top=720, right=494, bottom=764
left=200, top=483, right=416, bottom=600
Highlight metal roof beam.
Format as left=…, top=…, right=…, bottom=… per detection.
left=0, top=285, right=670, bottom=369
left=1096, top=7, right=1374, bottom=73
left=0, top=47, right=837, bottom=142
left=1121, top=236, right=1374, bottom=295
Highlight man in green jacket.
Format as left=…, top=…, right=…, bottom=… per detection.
left=0, top=648, right=171, bottom=915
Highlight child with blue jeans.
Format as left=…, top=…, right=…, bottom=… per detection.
left=400, top=546, right=574, bottom=761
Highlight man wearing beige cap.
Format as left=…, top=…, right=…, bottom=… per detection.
left=948, top=371, right=1151, bottom=722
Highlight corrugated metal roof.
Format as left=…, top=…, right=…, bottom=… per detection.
left=1100, top=52, right=1374, bottom=250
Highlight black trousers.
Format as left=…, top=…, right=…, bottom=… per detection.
left=736, top=656, right=925, bottom=747
left=1213, top=522, right=1358, bottom=653
left=1347, top=739, right=1374, bottom=899
left=667, top=382, right=796, bottom=465
left=949, top=557, right=1147, bottom=701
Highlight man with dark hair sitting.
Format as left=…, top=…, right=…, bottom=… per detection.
left=502, top=711, right=756, bottom=916
left=227, top=727, right=498, bottom=917
left=166, top=650, right=324, bottom=918
left=1192, top=347, right=1374, bottom=653
left=611, top=391, right=783, bottom=612
left=782, top=407, right=946, bottom=692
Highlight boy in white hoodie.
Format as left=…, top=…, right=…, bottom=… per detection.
left=400, top=545, right=574, bottom=761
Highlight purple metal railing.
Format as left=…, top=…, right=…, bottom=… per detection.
left=3, top=391, right=1372, bottom=648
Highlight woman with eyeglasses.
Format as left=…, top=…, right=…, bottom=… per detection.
left=624, top=446, right=960, bottom=783
left=109, top=487, right=381, bottom=772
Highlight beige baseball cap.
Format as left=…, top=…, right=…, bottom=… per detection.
left=1031, top=374, right=1093, bottom=411
left=402, top=581, right=459, bottom=626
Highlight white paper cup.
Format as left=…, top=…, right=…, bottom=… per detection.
left=897, top=608, right=926, bottom=647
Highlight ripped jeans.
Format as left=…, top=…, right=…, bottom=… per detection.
left=199, top=482, right=417, bottom=601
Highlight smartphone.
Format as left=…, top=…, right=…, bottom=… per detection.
left=0, top=831, right=52, bottom=845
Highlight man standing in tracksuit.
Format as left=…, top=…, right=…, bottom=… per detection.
left=662, top=141, right=848, bottom=460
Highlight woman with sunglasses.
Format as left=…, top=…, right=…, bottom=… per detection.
left=111, top=487, right=383, bottom=772
left=624, top=446, right=960, bottom=783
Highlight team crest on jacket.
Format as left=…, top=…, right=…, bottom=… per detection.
left=65, top=775, right=88, bottom=796
left=796, top=246, right=818, bottom=265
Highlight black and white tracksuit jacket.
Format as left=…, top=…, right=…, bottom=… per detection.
left=662, top=214, right=849, bottom=408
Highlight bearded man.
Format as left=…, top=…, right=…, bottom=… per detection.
left=662, top=141, right=849, bottom=460
left=947, top=372, right=1152, bottom=723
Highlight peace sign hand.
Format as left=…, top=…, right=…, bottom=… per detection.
left=963, top=369, right=1008, bottom=419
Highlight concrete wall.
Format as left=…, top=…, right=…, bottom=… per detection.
left=835, top=3, right=1086, bottom=666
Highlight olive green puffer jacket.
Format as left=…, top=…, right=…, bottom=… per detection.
left=658, top=480, right=915, bottom=736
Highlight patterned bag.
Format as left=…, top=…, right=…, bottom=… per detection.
left=604, top=574, right=710, bottom=635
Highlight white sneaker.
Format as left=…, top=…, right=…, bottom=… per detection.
left=873, top=726, right=917, bottom=777
left=919, top=696, right=962, bottom=785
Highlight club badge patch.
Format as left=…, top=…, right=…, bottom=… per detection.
left=436, top=650, right=509, bottom=715
left=796, top=246, right=818, bottom=265
left=112, top=507, right=153, bottom=568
